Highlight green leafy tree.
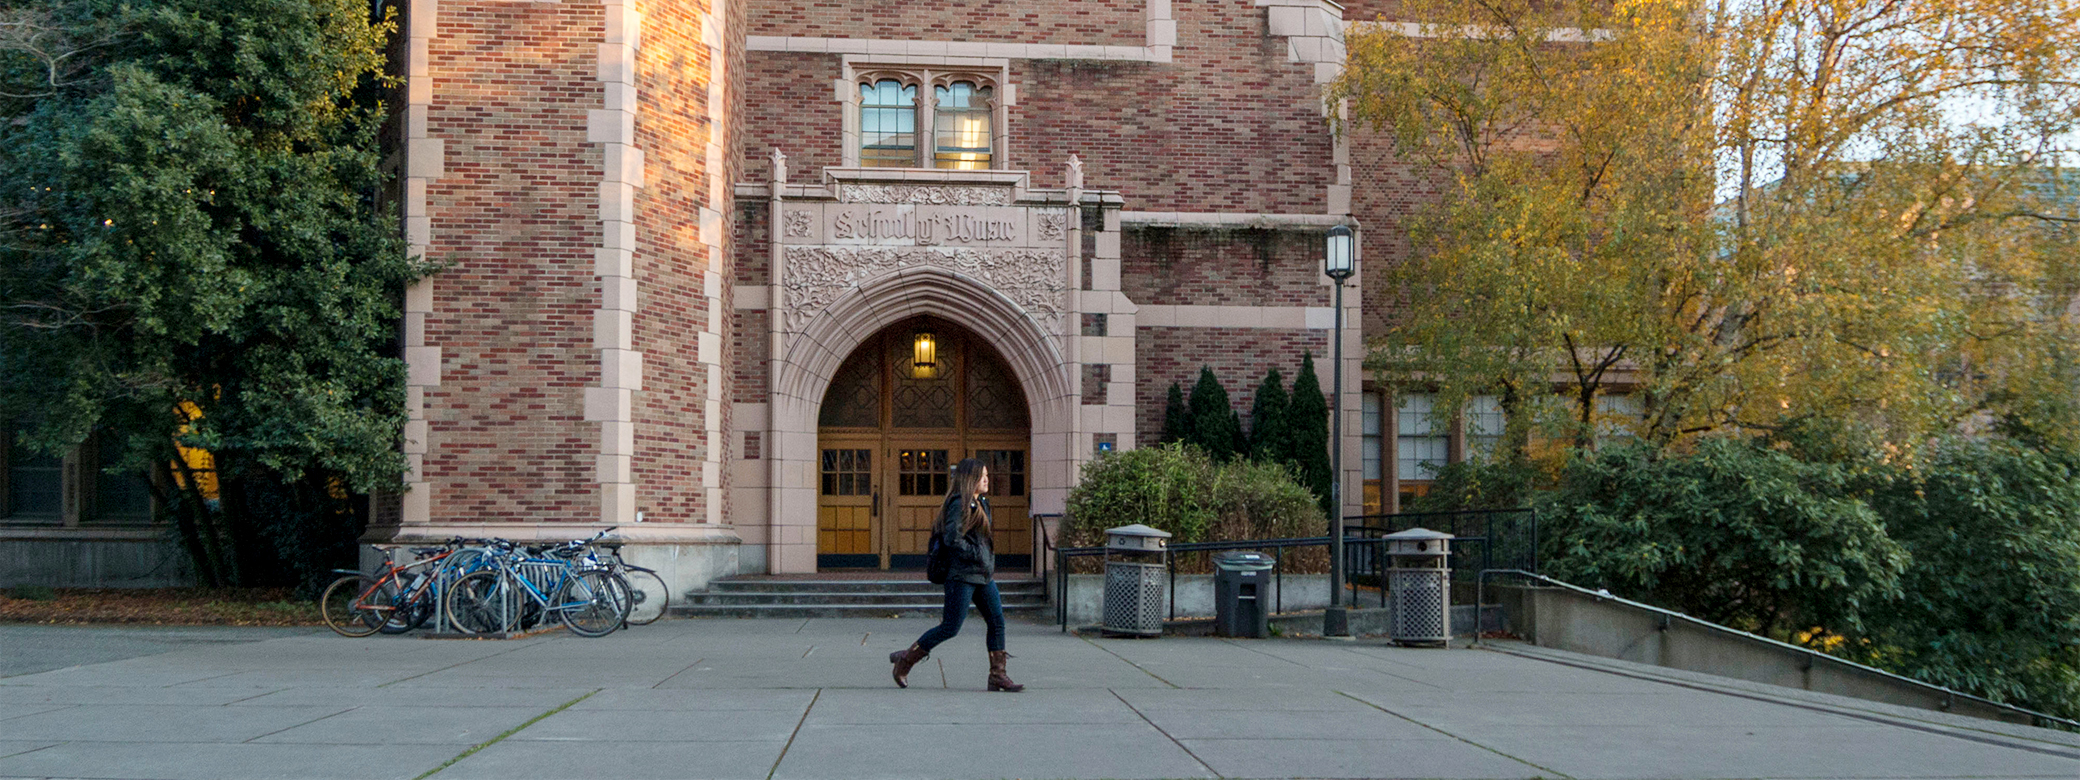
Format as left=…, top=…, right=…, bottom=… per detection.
left=1850, top=440, right=2080, bottom=720
left=1160, top=381, right=1190, bottom=445
left=1247, top=368, right=1290, bottom=462
left=1336, top=0, right=2080, bottom=455
left=1186, top=366, right=1241, bottom=462
left=1285, top=352, right=1332, bottom=520
left=0, top=0, right=424, bottom=587
left=1540, top=437, right=1908, bottom=637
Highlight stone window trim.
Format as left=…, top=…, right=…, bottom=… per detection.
left=838, top=60, right=1014, bottom=170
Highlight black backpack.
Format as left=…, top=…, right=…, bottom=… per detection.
left=925, top=526, right=952, bottom=584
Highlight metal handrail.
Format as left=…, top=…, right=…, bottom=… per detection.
left=1475, top=569, right=2080, bottom=733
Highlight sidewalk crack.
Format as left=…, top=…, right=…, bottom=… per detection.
left=412, top=689, right=598, bottom=780
left=765, top=688, right=821, bottom=780
left=1335, top=689, right=1574, bottom=779
left=651, top=657, right=706, bottom=689
left=1111, top=689, right=1222, bottom=778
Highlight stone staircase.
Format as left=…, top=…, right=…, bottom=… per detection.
left=676, top=576, right=1050, bottom=619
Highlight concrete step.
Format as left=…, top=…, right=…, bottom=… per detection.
left=674, top=603, right=1050, bottom=619
left=682, top=590, right=1048, bottom=606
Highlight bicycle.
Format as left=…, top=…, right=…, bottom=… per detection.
left=444, top=530, right=632, bottom=637
left=598, top=542, right=670, bottom=626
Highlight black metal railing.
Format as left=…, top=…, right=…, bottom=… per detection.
left=1043, top=508, right=1538, bottom=631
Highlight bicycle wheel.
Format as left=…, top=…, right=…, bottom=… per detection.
left=622, top=568, right=670, bottom=626
left=319, top=575, right=384, bottom=637
left=446, top=570, right=519, bottom=634
left=559, top=570, right=632, bottom=637
left=380, top=585, right=433, bottom=634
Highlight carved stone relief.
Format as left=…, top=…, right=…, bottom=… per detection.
left=838, top=184, right=1013, bottom=206
left=782, top=246, right=1067, bottom=331
left=1035, top=210, right=1067, bottom=241
left=781, top=209, right=812, bottom=238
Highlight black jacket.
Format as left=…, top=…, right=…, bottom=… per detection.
left=937, top=493, right=995, bottom=585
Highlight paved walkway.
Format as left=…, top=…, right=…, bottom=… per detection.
left=3, top=617, right=2077, bottom=780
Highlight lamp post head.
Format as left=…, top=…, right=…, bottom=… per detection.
left=1324, top=225, right=1355, bottom=281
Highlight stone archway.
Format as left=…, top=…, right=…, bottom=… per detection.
left=766, top=267, right=1075, bottom=574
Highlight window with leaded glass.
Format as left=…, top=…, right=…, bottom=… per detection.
left=933, top=81, right=992, bottom=170
left=859, top=79, right=917, bottom=168
left=897, top=449, right=950, bottom=496
left=974, top=449, right=1026, bottom=497
left=820, top=449, right=872, bottom=496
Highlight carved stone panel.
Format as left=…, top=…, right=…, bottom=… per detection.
left=782, top=246, right=1067, bottom=332
left=838, top=184, right=1013, bottom=206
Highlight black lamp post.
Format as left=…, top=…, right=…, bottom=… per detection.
left=1324, top=225, right=1354, bottom=638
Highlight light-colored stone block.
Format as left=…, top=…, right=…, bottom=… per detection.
left=587, top=109, right=635, bottom=144
left=605, top=83, right=638, bottom=113
left=602, top=348, right=644, bottom=390
left=406, top=139, right=444, bottom=179
left=605, top=5, right=642, bottom=48
left=406, top=347, right=441, bottom=387
left=597, top=454, right=632, bottom=483
left=1327, top=183, right=1353, bottom=215
left=1268, top=7, right=1306, bottom=36
left=584, top=387, right=633, bottom=422
left=601, top=421, right=637, bottom=456
left=408, top=76, right=432, bottom=106
left=604, top=220, right=638, bottom=252
left=598, top=43, right=636, bottom=85
left=1094, top=230, right=1121, bottom=259
left=401, top=481, right=431, bottom=525
left=601, top=482, right=637, bottom=525
left=405, top=280, right=434, bottom=314
left=599, top=181, right=636, bottom=224
left=603, top=276, right=637, bottom=312
left=606, top=144, right=646, bottom=188
left=402, top=420, right=428, bottom=455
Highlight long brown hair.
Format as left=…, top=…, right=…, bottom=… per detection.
left=947, top=457, right=991, bottom=538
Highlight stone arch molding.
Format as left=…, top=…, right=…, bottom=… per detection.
left=775, top=265, right=1073, bottom=420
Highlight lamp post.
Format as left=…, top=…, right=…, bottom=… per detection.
left=1323, top=225, right=1354, bottom=638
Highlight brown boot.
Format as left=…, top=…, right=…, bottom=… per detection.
left=987, top=650, right=1024, bottom=692
left=889, top=643, right=928, bottom=688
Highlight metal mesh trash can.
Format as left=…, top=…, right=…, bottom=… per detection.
left=1213, top=551, right=1275, bottom=638
left=1102, top=524, right=1172, bottom=637
left=1384, top=528, right=1453, bottom=646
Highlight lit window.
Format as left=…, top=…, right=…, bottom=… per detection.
left=1466, top=395, right=1505, bottom=458
left=933, top=81, right=993, bottom=169
left=853, top=70, right=1001, bottom=169
left=859, top=79, right=917, bottom=168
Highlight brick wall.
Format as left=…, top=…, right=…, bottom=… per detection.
left=1120, top=226, right=1331, bottom=307
left=750, top=0, right=1144, bottom=46
left=1135, top=326, right=1331, bottom=443
left=735, top=200, right=769, bottom=285
left=732, top=308, right=769, bottom=403
left=629, top=0, right=727, bottom=524
left=743, top=52, right=844, bottom=174
left=422, top=3, right=605, bottom=524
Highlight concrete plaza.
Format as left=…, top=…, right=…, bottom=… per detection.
left=2, top=618, right=2077, bottom=780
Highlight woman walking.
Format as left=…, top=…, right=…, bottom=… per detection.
left=888, top=457, right=1023, bottom=692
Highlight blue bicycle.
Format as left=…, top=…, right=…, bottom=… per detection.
left=443, top=530, right=631, bottom=637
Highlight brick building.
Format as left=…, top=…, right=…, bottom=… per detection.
left=345, top=0, right=1459, bottom=594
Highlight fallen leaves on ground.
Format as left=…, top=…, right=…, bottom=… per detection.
left=0, top=588, right=320, bottom=626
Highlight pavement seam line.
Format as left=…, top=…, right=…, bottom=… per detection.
left=219, top=688, right=291, bottom=706
left=1216, top=638, right=1311, bottom=668
left=802, top=645, right=816, bottom=659
left=1109, top=688, right=1223, bottom=778
left=411, top=688, right=597, bottom=780
left=765, top=687, right=822, bottom=780
left=1334, top=689, right=1576, bottom=779
left=1079, top=635, right=1181, bottom=689
left=241, top=705, right=359, bottom=743
left=1498, top=642, right=2080, bottom=754
left=651, top=656, right=706, bottom=689
left=1487, top=644, right=2080, bottom=762
left=376, top=639, right=540, bottom=688
left=0, top=742, right=63, bottom=760
left=937, top=656, right=948, bottom=688
left=0, top=703, right=79, bottom=723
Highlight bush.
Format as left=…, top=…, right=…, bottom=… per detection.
left=1062, top=444, right=1327, bottom=571
left=1538, top=437, right=1908, bottom=637
left=1851, top=439, right=2080, bottom=719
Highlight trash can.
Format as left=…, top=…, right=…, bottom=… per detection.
left=1383, top=528, right=1453, bottom=646
left=1213, top=551, right=1275, bottom=638
left=1102, top=524, right=1172, bottom=637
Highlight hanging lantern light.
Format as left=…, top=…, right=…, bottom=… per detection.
left=912, top=331, right=938, bottom=379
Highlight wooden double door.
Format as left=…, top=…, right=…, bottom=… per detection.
left=816, top=317, right=1031, bottom=570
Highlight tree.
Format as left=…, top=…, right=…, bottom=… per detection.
left=1161, top=381, right=1191, bottom=445
left=1247, top=367, right=1290, bottom=462
left=1850, top=440, right=2080, bottom=719
left=1335, top=0, right=2080, bottom=455
left=1540, top=437, right=1908, bottom=637
left=1185, top=366, right=1242, bottom=461
left=0, top=0, right=424, bottom=587
left=1285, top=353, right=1333, bottom=520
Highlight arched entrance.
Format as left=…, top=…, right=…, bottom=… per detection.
left=815, top=315, right=1031, bottom=570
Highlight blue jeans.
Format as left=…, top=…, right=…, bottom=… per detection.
left=914, top=580, right=1006, bottom=653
